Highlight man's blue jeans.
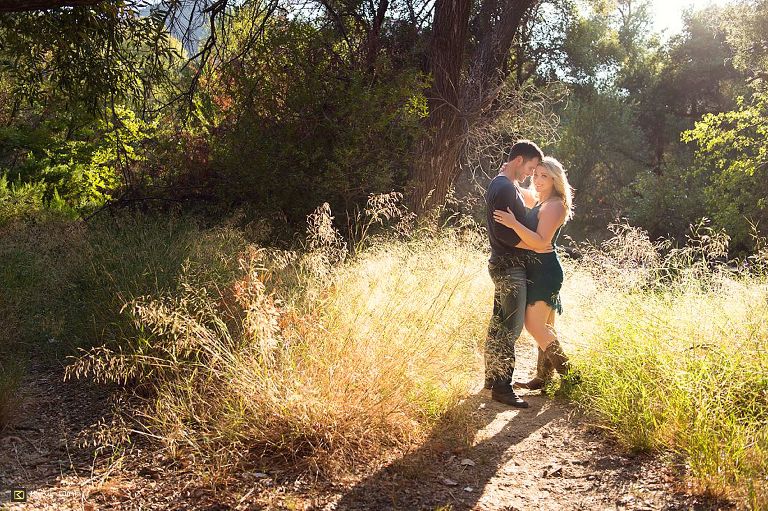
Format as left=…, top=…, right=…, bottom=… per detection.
left=485, top=262, right=527, bottom=388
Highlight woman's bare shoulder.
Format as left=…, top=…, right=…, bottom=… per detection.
left=539, top=200, right=565, bottom=219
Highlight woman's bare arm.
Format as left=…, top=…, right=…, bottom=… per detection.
left=516, top=240, right=535, bottom=250
left=493, top=201, right=564, bottom=250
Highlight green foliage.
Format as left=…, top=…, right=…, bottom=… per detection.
left=718, top=0, right=768, bottom=85
left=0, top=175, right=76, bottom=226
left=549, top=2, right=751, bottom=246
left=199, top=15, right=428, bottom=224
left=0, top=0, right=765, bottom=258
left=682, top=91, right=768, bottom=251
left=559, top=4, right=623, bottom=87
left=621, top=163, right=707, bottom=241
left=622, top=7, right=740, bottom=166
left=0, top=4, right=184, bottom=223
left=552, top=89, right=646, bottom=231
left=0, top=106, right=159, bottom=220
left=0, top=5, right=179, bottom=114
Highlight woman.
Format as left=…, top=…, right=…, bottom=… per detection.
left=492, top=156, right=576, bottom=387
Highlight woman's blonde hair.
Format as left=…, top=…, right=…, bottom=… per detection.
left=539, top=156, right=574, bottom=223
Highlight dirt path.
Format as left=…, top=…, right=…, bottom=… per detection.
left=1, top=357, right=113, bottom=510
left=1, top=340, right=735, bottom=510
left=329, top=395, right=719, bottom=511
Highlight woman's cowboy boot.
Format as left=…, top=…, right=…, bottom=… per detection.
left=514, top=347, right=554, bottom=390
left=543, top=339, right=572, bottom=375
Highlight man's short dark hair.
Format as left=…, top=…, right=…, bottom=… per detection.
left=506, top=140, right=544, bottom=162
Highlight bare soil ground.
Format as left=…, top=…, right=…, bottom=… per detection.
left=1, top=339, right=736, bottom=510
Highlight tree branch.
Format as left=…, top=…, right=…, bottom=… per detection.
left=0, top=0, right=104, bottom=12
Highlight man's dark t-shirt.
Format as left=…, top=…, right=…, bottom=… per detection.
left=486, top=174, right=528, bottom=264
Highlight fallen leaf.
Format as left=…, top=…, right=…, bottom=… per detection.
left=543, top=465, right=563, bottom=478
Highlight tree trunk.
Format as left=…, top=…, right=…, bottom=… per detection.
left=408, top=0, right=473, bottom=214
left=365, top=0, right=389, bottom=73
left=409, top=0, right=539, bottom=214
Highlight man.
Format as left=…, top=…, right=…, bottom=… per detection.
left=484, top=140, right=544, bottom=408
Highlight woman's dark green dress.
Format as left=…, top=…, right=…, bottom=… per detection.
left=524, top=202, right=564, bottom=314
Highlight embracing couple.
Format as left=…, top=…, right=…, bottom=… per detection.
left=483, top=139, right=577, bottom=408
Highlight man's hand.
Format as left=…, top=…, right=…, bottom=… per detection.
left=493, top=206, right=518, bottom=228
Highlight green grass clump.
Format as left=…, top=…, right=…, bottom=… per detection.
left=0, top=212, right=248, bottom=428
left=0, top=213, right=248, bottom=353
left=559, top=224, right=768, bottom=507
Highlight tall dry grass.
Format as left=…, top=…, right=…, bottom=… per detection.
left=65, top=200, right=492, bottom=477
